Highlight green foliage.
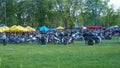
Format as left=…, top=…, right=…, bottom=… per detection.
left=82, top=0, right=108, bottom=25
left=0, top=0, right=6, bottom=24
left=0, top=0, right=120, bottom=27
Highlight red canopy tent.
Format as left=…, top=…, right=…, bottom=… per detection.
left=87, top=26, right=102, bottom=29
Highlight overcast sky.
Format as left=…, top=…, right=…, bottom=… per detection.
left=108, top=0, right=120, bottom=10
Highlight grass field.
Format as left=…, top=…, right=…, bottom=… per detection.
left=0, top=37, right=120, bottom=68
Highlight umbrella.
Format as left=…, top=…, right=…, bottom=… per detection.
left=39, top=26, right=49, bottom=31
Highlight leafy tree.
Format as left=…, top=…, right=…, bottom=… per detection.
left=83, top=0, right=109, bottom=25
left=53, top=0, right=83, bottom=28
left=0, top=0, right=6, bottom=25
left=0, top=0, right=119, bottom=28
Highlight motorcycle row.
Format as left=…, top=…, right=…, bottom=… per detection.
left=0, top=28, right=118, bottom=46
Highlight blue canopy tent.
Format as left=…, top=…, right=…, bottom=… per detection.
left=39, top=26, right=49, bottom=31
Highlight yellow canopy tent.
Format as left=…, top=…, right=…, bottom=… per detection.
left=26, top=26, right=36, bottom=32
left=0, top=27, right=4, bottom=32
left=10, top=25, right=17, bottom=29
left=56, top=26, right=64, bottom=30
left=10, top=25, right=18, bottom=32
left=0, top=30, right=3, bottom=32
left=17, top=25, right=27, bottom=32
left=2, top=26, right=10, bottom=32
left=10, top=25, right=36, bottom=32
left=10, top=25, right=27, bottom=32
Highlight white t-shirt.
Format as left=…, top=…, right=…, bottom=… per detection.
left=2, top=35, right=6, bottom=39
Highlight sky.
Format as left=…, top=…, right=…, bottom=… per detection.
left=108, top=0, right=120, bottom=10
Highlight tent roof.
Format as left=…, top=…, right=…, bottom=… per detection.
left=39, top=26, right=49, bottom=31
left=87, top=26, right=102, bottom=29
left=56, top=26, right=64, bottom=30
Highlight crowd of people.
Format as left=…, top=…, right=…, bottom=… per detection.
left=0, top=26, right=120, bottom=46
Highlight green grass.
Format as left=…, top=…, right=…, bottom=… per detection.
left=0, top=37, right=120, bottom=68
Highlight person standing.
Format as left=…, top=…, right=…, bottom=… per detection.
left=2, top=33, right=7, bottom=46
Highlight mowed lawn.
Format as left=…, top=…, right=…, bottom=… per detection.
left=0, top=37, right=120, bottom=68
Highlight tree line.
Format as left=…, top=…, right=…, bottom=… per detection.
left=0, top=0, right=120, bottom=28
